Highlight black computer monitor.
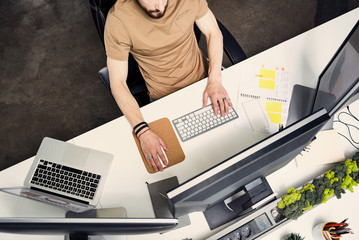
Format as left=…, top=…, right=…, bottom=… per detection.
left=166, top=108, right=329, bottom=229
left=288, top=20, right=359, bottom=126
left=0, top=217, right=178, bottom=238
left=311, top=20, right=359, bottom=116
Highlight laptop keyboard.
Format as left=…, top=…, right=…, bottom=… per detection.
left=172, top=104, right=239, bottom=141
left=30, top=159, right=101, bottom=200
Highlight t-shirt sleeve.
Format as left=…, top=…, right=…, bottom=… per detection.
left=196, top=0, right=209, bottom=20
left=104, top=12, right=131, bottom=61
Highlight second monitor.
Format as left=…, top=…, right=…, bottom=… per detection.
left=164, top=108, right=330, bottom=229
left=288, top=20, right=359, bottom=126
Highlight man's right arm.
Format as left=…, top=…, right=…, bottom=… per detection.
left=106, top=57, right=168, bottom=171
left=107, top=57, right=145, bottom=128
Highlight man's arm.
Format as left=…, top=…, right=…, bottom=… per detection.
left=195, top=9, right=233, bottom=116
left=107, top=57, right=167, bottom=171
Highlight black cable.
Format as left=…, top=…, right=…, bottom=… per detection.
left=333, top=106, right=359, bottom=150
left=347, top=106, right=359, bottom=121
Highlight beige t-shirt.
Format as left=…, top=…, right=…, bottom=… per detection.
left=104, top=0, right=209, bottom=99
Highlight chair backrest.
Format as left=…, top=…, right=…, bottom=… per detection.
left=89, top=0, right=117, bottom=49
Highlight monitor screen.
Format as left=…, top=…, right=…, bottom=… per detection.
left=166, top=109, right=329, bottom=221
left=0, top=217, right=178, bottom=235
left=312, top=20, right=359, bottom=116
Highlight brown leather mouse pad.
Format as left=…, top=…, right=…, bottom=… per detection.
left=132, top=118, right=185, bottom=174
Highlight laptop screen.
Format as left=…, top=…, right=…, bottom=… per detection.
left=312, top=20, right=359, bottom=115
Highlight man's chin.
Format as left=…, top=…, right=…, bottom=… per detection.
left=150, top=12, right=165, bottom=19
left=136, top=0, right=168, bottom=19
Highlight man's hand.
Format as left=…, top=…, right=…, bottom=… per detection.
left=203, top=75, right=233, bottom=116
left=138, top=129, right=168, bottom=172
left=196, top=9, right=231, bottom=116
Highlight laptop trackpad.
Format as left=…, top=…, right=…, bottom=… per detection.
left=61, top=145, right=88, bottom=167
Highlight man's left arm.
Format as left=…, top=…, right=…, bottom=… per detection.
left=195, top=9, right=233, bottom=116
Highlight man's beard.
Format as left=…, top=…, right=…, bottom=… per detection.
left=136, top=0, right=168, bottom=19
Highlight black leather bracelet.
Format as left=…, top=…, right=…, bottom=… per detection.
left=135, top=125, right=149, bottom=136
left=133, top=122, right=147, bottom=132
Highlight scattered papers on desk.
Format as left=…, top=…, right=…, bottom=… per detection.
left=236, top=65, right=291, bottom=134
left=295, top=129, right=345, bottom=167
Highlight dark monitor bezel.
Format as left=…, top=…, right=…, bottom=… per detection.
left=0, top=217, right=178, bottom=235
left=311, top=20, right=359, bottom=116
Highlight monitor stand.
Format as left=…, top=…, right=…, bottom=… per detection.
left=203, top=177, right=277, bottom=230
left=65, top=207, right=127, bottom=240
left=147, top=176, right=191, bottom=230
left=287, top=84, right=334, bottom=130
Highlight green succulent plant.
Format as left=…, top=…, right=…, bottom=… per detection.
left=284, top=233, right=305, bottom=240
left=278, top=152, right=359, bottom=220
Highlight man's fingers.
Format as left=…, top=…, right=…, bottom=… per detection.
left=140, top=131, right=168, bottom=172
left=151, top=151, right=163, bottom=171
left=154, top=159, right=163, bottom=171
left=145, top=154, right=154, bottom=170
left=223, top=96, right=230, bottom=114
left=151, top=160, right=158, bottom=171
left=145, top=153, right=159, bottom=172
left=159, top=140, right=168, bottom=166
left=202, top=92, right=209, bottom=108
left=158, top=151, right=167, bottom=165
left=219, top=98, right=225, bottom=117
left=228, top=97, right=233, bottom=108
left=159, top=139, right=168, bottom=151
left=212, top=99, right=219, bottom=115
left=220, top=96, right=232, bottom=116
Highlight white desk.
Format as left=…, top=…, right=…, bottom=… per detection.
left=1, top=8, right=358, bottom=240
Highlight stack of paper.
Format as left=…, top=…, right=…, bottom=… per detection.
left=236, top=65, right=291, bottom=134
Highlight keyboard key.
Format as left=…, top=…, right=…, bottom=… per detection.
left=38, top=164, right=46, bottom=170
left=62, top=165, right=82, bottom=174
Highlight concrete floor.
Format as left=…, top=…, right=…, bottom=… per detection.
left=0, top=0, right=358, bottom=170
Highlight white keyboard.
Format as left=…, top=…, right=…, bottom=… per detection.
left=172, top=104, right=239, bottom=141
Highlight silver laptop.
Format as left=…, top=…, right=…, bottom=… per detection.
left=0, top=137, right=113, bottom=213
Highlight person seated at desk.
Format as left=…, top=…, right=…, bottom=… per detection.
left=104, top=0, right=233, bottom=172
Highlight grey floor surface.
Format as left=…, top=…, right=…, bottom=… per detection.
left=1, top=0, right=358, bottom=170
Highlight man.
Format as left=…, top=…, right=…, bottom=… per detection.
left=104, top=0, right=233, bottom=172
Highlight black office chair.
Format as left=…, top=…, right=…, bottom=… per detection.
left=89, top=0, right=247, bottom=106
